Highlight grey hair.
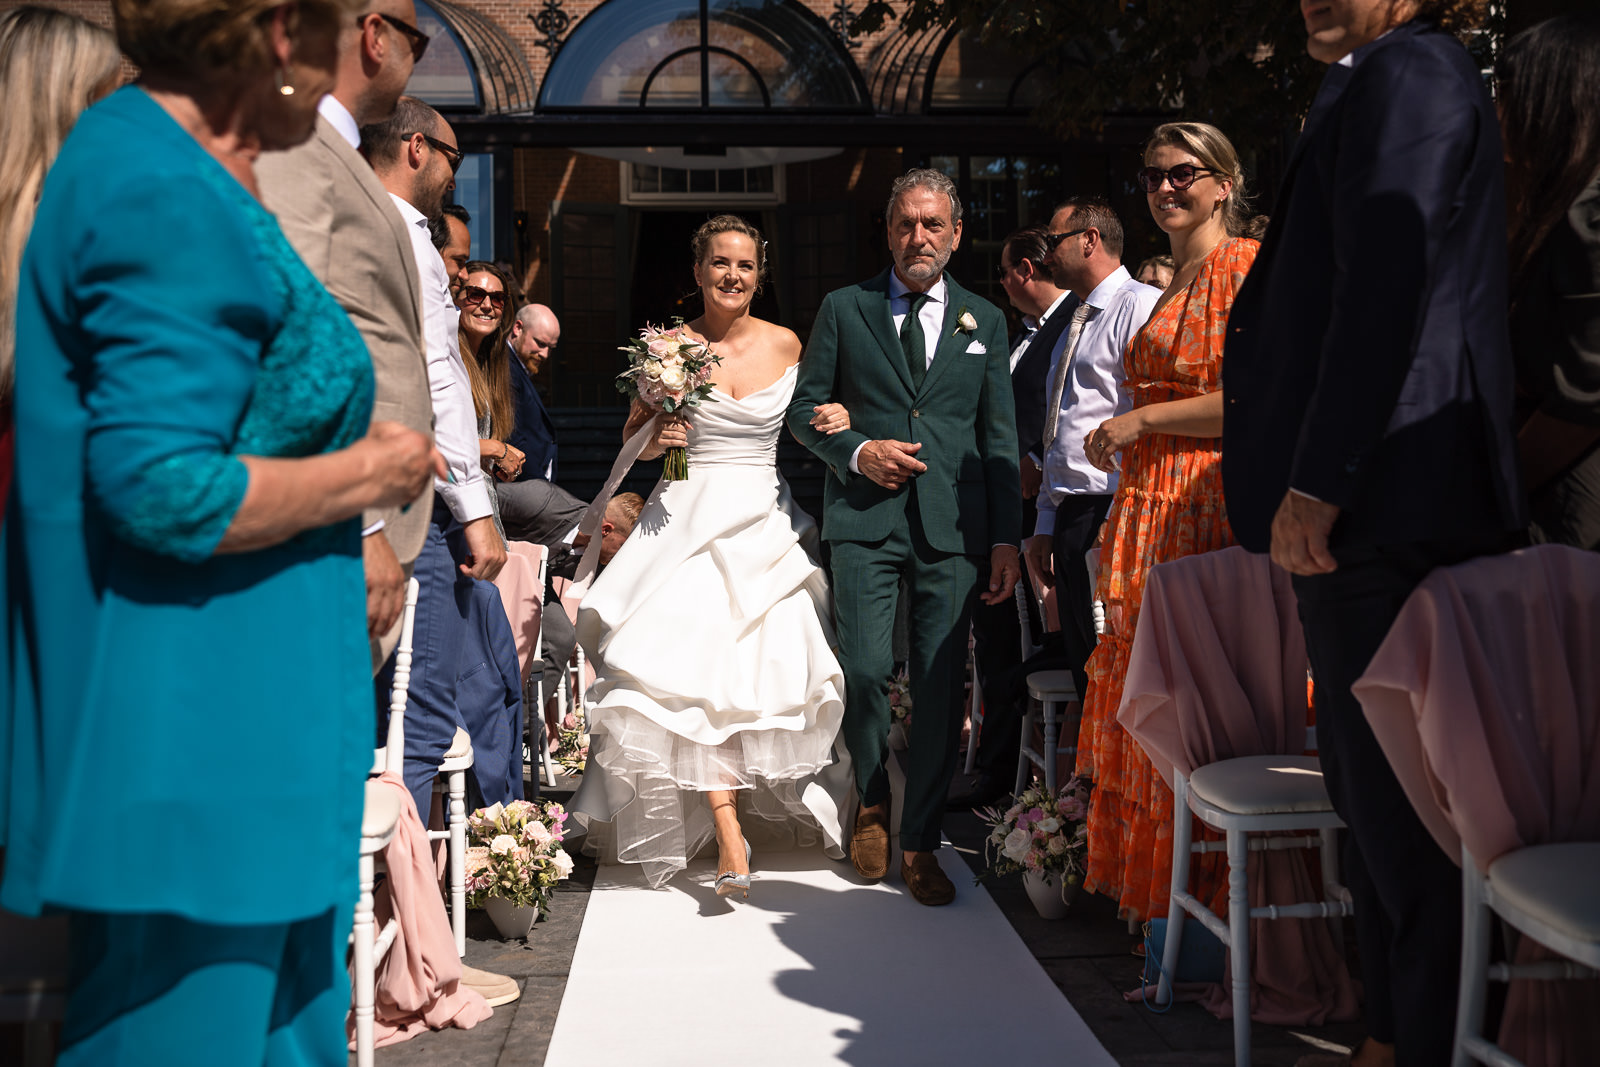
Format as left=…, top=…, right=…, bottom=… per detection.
left=886, top=168, right=963, bottom=225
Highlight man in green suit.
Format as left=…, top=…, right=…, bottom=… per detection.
left=787, top=169, right=1022, bottom=906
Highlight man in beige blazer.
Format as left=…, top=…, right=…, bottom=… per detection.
left=257, top=2, right=524, bottom=1010
left=257, top=0, right=432, bottom=659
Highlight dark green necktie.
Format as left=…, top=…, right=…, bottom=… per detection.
left=900, top=292, right=930, bottom=390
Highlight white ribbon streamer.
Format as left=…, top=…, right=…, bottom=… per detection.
left=566, top=414, right=660, bottom=602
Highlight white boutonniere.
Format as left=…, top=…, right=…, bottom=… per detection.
left=951, top=307, right=978, bottom=338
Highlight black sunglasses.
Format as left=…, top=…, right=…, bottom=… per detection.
left=421, top=134, right=463, bottom=173
left=1042, top=227, right=1089, bottom=252
left=460, top=284, right=505, bottom=310
left=367, top=11, right=430, bottom=62
left=1136, top=164, right=1216, bottom=193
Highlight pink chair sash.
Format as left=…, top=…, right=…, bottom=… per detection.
left=1355, top=544, right=1600, bottom=1066
left=491, top=541, right=546, bottom=684
left=1119, top=546, right=1358, bottom=1025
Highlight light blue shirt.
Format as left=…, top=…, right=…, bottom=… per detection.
left=1035, top=266, right=1160, bottom=537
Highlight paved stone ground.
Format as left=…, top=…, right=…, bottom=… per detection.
left=365, top=765, right=1366, bottom=1067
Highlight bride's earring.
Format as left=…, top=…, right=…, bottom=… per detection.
left=276, top=60, right=295, bottom=97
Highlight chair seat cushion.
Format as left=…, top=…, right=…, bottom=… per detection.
left=1026, top=669, right=1078, bottom=702
left=1188, top=755, right=1335, bottom=815
left=1489, top=843, right=1600, bottom=948
left=361, top=780, right=402, bottom=842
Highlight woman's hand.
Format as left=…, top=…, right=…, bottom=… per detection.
left=640, top=413, right=689, bottom=461
left=360, top=421, right=445, bottom=507
left=810, top=403, right=851, bottom=435
left=1083, top=411, right=1145, bottom=473
left=492, top=442, right=526, bottom=482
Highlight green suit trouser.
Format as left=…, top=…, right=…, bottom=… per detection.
left=830, top=508, right=982, bottom=852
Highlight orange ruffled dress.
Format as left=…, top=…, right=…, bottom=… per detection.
left=1078, top=236, right=1258, bottom=922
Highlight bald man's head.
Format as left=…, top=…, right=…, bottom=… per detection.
left=510, top=303, right=560, bottom=375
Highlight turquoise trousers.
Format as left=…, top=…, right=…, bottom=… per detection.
left=60, top=906, right=351, bottom=1066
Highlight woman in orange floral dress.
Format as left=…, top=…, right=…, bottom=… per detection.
left=1078, top=121, right=1259, bottom=922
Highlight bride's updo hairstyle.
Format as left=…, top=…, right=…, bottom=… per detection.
left=691, top=214, right=767, bottom=293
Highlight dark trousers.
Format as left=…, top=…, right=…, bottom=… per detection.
left=1050, top=493, right=1113, bottom=701
left=969, top=572, right=1045, bottom=780
left=831, top=513, right=981, bottom=852
left=1292, top=536, right=1500, bottom=1065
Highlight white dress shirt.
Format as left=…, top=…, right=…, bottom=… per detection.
left=1034, top=266, right=1161, bottom=537
left=848, top=272, right=949, bottom=474
left=389, top=192, right=493, bottom=523
left=318, top=94, right=361, bottom=149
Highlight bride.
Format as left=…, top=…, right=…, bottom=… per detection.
left=571, top=215, right=855, bottom=895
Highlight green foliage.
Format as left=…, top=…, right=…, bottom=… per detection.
left=853, top=0, right=1324, bottom=149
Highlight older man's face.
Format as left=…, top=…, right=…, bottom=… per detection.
left=887, top=185, right=961, bottom=287
left=1302, top=0, right=1403, bottom=64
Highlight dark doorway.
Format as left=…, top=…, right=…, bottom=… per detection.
left=630, top=209, right=782, bottom=329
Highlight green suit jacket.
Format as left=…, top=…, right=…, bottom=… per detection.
left=786, top=269, right=1021, bottom=555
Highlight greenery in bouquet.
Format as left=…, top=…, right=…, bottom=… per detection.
left=615, top=319, right=721, bottom=480
left=888, top=666, right=912, bottom=725
left=977, top=778, right=1091, bottom=888
left=553, top=709, right=587, bottom=775
left=465, top=799, right=574, bottom=915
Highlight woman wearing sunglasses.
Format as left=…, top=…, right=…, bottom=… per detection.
left=1076, top=121, right=1260, bottom=928
left=456, top=261, right=524, bottom=491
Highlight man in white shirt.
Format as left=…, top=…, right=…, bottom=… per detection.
left=1026, top=197, right=1160, bottom=702
left=365, top=95, right=524, bottom=812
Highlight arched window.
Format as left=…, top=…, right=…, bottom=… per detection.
left=926, top=31, right=1048, bottom=112
left=539, top=0, right=869, bottom=112
left=407, top=0, right=537, bottom=114
left=409, top=0, right=480, bottom=109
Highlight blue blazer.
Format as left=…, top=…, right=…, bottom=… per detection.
left=506, top=343, right=557, bottom=482
left=1222, top=20, right=1523, bottom=552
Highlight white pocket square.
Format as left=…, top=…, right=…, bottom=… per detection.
left=964, top=340, right=987, bottom=355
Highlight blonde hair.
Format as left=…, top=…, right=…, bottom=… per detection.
left=111, top=0, right=359, bottom=85
left=457, top=260, right=517, bottom=441
left=0, top=6, right=121, bottom=403
left=1144, top=121, right=1255, bottom=239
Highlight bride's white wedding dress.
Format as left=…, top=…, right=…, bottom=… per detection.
left=570, top=363, right=853, bottom=887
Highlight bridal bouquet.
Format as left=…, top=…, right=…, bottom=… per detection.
left=615, top=320, right=721, bottom=480
left=465, top=799, right=574, bottom=916
left=977, top=777, right=1091, bottom=885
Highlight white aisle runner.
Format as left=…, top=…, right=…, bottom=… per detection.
left=543, top=845, right=1117, bottom=1067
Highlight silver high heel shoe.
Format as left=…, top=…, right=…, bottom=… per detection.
left=715, top=837, right=753, bottom=899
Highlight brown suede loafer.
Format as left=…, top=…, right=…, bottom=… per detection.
left=850, top=806, right=890, bottom=881
left=901, top=852, right=956, bottom=906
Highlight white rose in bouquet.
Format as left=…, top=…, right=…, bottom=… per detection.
left=551, top=848, right=574, bottom=879
left=1037, top=816, right=1062, bottom=834
left=522, top=820, right=553, bottom=848
left=490, top=834, right=518, bottom=855
left=658, top=364, right=688, bottom=391
left=642, top=358, right=665, bottom=380
left=1047, top=835, right=1068, bottom=856
left=1002, top=827, right=1032, bottom=862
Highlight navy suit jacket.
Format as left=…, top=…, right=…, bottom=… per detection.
left=1012, top=296, right=1076, bottom=462
left=1222, top=20, right=1523, bottom=552
left=506, top=343, right=557, bottom=483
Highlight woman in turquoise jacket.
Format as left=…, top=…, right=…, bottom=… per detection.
left=1, top=0, right=439, bottom=1062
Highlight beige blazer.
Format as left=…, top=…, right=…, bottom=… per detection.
left=256, top=115, right=434, bottom=566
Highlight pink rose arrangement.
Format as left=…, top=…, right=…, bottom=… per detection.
left=464, top=799, right=573, bottom=916
left=977, top=778, right=1091, bottom=887
left=615, top=320, right=721, bottom=480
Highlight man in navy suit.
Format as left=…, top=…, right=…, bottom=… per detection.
left=504, top=303, right=560, bottom=483
left=1223, top=3, right=1523, bottom=1065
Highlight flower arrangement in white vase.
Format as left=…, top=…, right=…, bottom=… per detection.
left=465, top=799, right=574, bottom=939
left=887, top=667, right=912, bottom=750
left=977, top=777, right=1091, bottom=919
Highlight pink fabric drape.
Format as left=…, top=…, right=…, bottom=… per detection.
left=347, top=772, right=493, bottom=1050
left=1354, top=544, right=1600, bottom=1066
left=492, top=541, right=546, bottom=683
left=1118, top=546, right=1359, bottom=1025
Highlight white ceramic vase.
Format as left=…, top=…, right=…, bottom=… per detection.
left=1022, top=869, right=1076, bottom=920
left=483, top=895, right=539, bottom=940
